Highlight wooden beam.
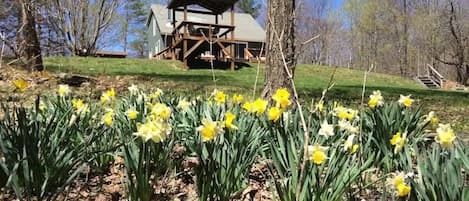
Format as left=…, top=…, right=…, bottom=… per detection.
left=184, top=40, right=205, bottom=59
left=230, top=5, right=235, bottom=71
left=174, top=8, right=218, bottom=15
left=183, top=41, right=188, bottom=68
left=216, top=41, right=231, bottom=59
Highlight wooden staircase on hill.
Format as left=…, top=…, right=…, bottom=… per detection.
left=416, top=64, right=445, bottom=88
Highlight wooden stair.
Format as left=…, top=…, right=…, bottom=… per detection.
left=416, top=76, right=439, bottom=88
left=415, top=64, right=445, bottom=88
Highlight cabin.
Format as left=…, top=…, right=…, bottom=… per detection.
left=146, top=0, right=265, bottom=70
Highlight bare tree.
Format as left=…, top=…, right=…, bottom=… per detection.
left=45, top=0, right=118, bottom=56
left=18, top=0, right=44, bottom=71
left=433, top=1, right=469, bottom=85
left=262, top=0, right=296, bottom=98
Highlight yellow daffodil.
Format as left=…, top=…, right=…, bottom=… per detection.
left=71, top=98, right=89, bottom=114
left=315, top=101, right=324, bottom=112
left=318, top=120, right=334, bottom=138
left=335, top=106, right=356, bottom=121
left=149, top=88, right=164, bottom=101
left=177, top=99, right=191, bottom=111
left=307, top=144, right=329, bottom=165
left=272, top=88, right=291, bottom=109
left=252, top=98, right=268, bottom=115
left=58, top=85, right=70, bottom=97
left=72, top=98, right=84, bottom=110
left=100, top=88, right=116, bottom=104
left=213, top=90, right=227, bottom=105
left=368, top=90, right=384, bottom=108
left=38, top=101, right=46, bottom=112
left=388, top=172, right=411, bottom=197
left=398, top=95, right=414, bottom=107
left=435, top=124, right=456, bottom=148
left=268, top=107, right=282, bottom=122
left=12, top=79, right=29, bottom=92
left=126, top=108, right=139, bottom=120
left=242, top=101, right=255, bottom=113
left=151, top=103, right=171, bottom=120
left=351, top=144, right=359, bottom=153
left=232, top=94, right=244, bottom=104
left=102, top=110, right=114, bottom=126
left=133, top=120, right=171, bottom=143
left=224, top=112, right=238, bottom=130
left=390, top=132, right=407, bottom=153
left=426, top=111, right=439, bottom=125
left=197, top=119, right=224, bottom=142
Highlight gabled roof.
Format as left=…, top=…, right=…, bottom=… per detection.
left=168, top=0, right=239, bottom=15
left=149, top=4, right=265, bottom=43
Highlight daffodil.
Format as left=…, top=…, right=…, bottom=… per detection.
left=338, top=120, right=359, bottom=135
left=388, top=172, right=411, bottom=197
left=252, top=98, right=268, bottom=115
left=224, top=112, right=238, bottom=130
left=426, top=111, right=439, bottom=125
left=435, top=124, right=456, bottom=148
left=128, top=84, right=139, bottom=95
left=315, top=101, right=324, bottom=112
left=232, top=94, right=244, bottom=104
left=197, top=119, right=224, bottom=142
left=390, top=131, right=407, bottom=153
left=242, top=101, right=255, bottom=113
left=368, top=90, right=384, bottom=108
left=307, top=144, right=329, bottom=165
left=398, top=95, right=414, bottom=107
left=351, top=144, right=359, bottom=153
left=126, top=108, right=139, bottom=120
left=38, top=101, right=46, bottom=112
left=133, top=120, right=171, bottom=143
left=12, top=79, right=29, bottom=92
left=100, top=88, right=116, bottom=104
left=71, top=98, right=89, bottom=114
left=177, top=99, right=191, bottom=111
left=149, top=88, right=164, bottom=101
left=343, top=134, right=357, bottom=153
left=268, top=107, right=282, bottom=122
left=150, top=103, right=171, bottom=120
left=102, top=109, right=114, bottom=126
left=213, top=90, right=227, bottom=105
left=318, top=120, right=334, bottom=138
left=335, top=106, right=356, bottom=121
left=58, top=85, right=70, bottom=97
left=272, top=88, right=291, bottom=109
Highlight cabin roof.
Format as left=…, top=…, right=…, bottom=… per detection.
left=167, top=0, right=239, bottom=14
left=149, top=4, right=265, bottom=43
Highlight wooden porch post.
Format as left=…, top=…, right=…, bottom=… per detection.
left=183, top=6, right=188, bottom=69
left=230, top=5, right=235, bottom=71
left=171, top=9, right=176, bottom=60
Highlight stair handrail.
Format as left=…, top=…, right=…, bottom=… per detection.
left=426, top=64, right=445, bottom=87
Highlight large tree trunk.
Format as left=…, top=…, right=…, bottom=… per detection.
left=18, top=0, right=43, bottom=71
left=262, top=0, right=296, bottom=98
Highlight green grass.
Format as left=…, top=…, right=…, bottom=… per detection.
left=43, top=57, right=469, bottom=135
left=44, top=57, right=466, bottom=101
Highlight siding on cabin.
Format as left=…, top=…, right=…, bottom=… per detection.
left=147, top=15, right=164, bottom=58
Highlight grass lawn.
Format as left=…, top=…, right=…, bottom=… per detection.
left=44, top=57, right=469, bottom=136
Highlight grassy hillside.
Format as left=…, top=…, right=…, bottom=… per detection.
left=44, top=57, right=467, bottom=103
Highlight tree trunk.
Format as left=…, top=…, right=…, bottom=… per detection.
left=261, top=0, right=296, bottom=98
left=18, top=0, right=43, bottom=71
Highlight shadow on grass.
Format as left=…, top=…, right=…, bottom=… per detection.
left=298, top=85, right=469, bottom=105
left=187, top=60, right=252, bottom=70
